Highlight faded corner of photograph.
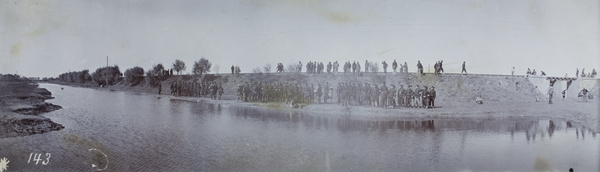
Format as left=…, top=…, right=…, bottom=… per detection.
left=1, top=0, right=599, bottom=171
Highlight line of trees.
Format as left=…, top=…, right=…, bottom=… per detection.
left=54, top=58, right=214, bottom=87
left=58, top=70, right=92, bottom=83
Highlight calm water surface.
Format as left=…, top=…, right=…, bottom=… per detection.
left=0, top=83, right=598, bottom=171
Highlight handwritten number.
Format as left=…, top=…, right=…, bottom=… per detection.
left=42, top=153, right=51, bottom=165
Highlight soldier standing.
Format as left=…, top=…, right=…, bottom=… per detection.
left=417, top=61, right=423, bottom=75
left=382, top=61, right=388, bottom=74
left=461, top=61, right=467, bottom=74
left=414, top=85, right=421, bottom=107
left=333, top=61, right=339, bottom=74
left=548, top=86, right=554, bottom=104
left=372, top=84, right=379, bottom=107
left=398, top=85, right=405, bottom=107
left=231, top=65, right=235, bottom=74
left=327, top=62, right=332, bottom=74
left=392, top=60, right=398, bottom=75
left=404, top=85, right=411, bottom=107
left=379, top=83, right=388, bottom=108
left=423, top=86, right=429, bottom=108
left=388, top=84, right=396, bottom=108
left=365, top=60, right=370, bottom=74
left=158, top=82, right=162, bottom=95
left=429, top=86, right=436, bottom=108
left=404, top=62, right=408, bottom=73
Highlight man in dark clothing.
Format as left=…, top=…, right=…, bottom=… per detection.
left=382, top=61, right=388, bottom=74
left=231, top=65, right=234, bottom=74
left=417, top=61, right=423, bottom=75
left=461, top=61, right=467, bottom=74
left=398, top=85, right=405, bottom=107
left=392, top=60, right=398, bottom=74
left=429, top=86, right=436, bottom=108
left=158, top=82, right=162, bottom=95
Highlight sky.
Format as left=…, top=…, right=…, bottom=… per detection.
left=1, top=0, right=599, bottom=78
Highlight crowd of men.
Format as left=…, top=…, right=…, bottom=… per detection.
left=237, top=82, right=333, bottom=105
left=170, top=81, right=224, bottom=100
left=234, top=80, right=437, bottom=109
left=336, top=82, right=436, bottom=108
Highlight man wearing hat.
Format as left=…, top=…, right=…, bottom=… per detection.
left=398, top=85, right=405, bottom=107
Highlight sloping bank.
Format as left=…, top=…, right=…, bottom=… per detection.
left=0, top=77, right=64, bottom=138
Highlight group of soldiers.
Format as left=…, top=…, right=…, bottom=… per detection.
left=237, top=82, right=334, bottom=105
left=170, top=81, right=224, bottom=100
left=336, top=82, right=436, bottom=108
left=235, top=80, right=438, bottom=109
left=305, top=61, right=330, bottom=75
left=575, top=68, right=597, bottom=78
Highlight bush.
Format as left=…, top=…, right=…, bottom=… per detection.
left=124, top=66, right=145, bottom=86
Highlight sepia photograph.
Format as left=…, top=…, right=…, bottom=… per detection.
left=1, top=0, right=599, bottom=171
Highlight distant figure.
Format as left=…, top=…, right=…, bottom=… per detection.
left=540, top=71, right=546, bottom=76
left=404, top=62, right=408, bottom=73
left=548, top=86, right=554, bottom=104
left=576, top=68, right=579, bottom=78
left=527, top=68, right=531, bottom=75
left=392, top=60, right=398, bottom=74
left=562, top=89, right=566, bottom=100
left=382, top=61, right=388, bottom=74
left=475, top=96, right=483, bottom=104
left=417, top=61, right=423, bottom=75
left=231, top=65, right=234, bottom=74
left=461, top=61, right=467, bottom=74
left=158, top=82, right=162, bottom=95
left=532, top=69, right=537, bottom=75
left=511, top=67, right=515, bottom=76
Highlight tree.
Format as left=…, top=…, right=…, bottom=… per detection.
left=193, top=57, right=212, bottom=75
left=263, top=63, right=272, bottom=73
left=172, top=59, right=186, bottom=75
left=124, top=66, right=145, bottom=86
left=91, top=65, right=121, bottom=86
left=146, top=64, right=167, bottom=87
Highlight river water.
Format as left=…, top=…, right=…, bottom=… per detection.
left=0, top=83, right=598, bottom=171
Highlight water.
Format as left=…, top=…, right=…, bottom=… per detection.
left=0, top=83, right=598, bottom=171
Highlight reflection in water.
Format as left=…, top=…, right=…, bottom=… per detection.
left=231, top=106, right=597, bottom=141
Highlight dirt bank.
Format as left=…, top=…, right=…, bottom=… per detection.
left=0, top=75, right=64, bottom=138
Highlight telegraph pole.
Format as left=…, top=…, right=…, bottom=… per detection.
left=106, top=56, right=108, bottom=66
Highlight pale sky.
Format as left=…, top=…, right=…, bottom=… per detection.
left=1, top=0, right=599, bottom=78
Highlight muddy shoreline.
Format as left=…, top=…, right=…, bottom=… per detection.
left=0, top=78, right=64, bottom=138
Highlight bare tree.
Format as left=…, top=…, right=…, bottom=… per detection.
left=252, top=67, right=262, bottom=74
left=286, top=64, right=298, bottom=73
left=263, top=63, right=272, bottom=73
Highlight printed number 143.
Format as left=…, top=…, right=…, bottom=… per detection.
left=28, top=153, right=51, bottom=165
